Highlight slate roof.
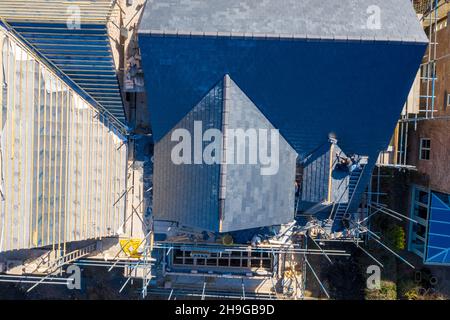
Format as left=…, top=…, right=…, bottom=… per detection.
left=140, top=0, right=428, bottom=232
left=153, top=75, right=297, bottom=232
left=153, top=77, right=224, bottom=231
left=139, top=0, right=428, bottom=43
left=221, top=75, right=297, bottom=232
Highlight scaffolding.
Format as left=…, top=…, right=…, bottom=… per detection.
left=363, top=166, right=417, bottom=269
left=417, top=0, right=439, bottom=120
left=0, top=0, right=438, bottom=300
left=143, top=208, right=416, bottom=301
left=369, top=1, right=449, bottom=273
left=148, top=238, right=349, bottom=300
left=378, top=0, right=444, bottom=170
left=0, top=22, right=128, bottom=253
left=0, top=11, right=132, bottom=293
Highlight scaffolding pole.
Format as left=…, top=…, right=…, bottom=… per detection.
left=153, top=242, right=350, bottom=257
left=354, top=241, right=384, bottom=268
left=308, top=235, right=333, bottom=264
left=304, top=256, right=330, bottom=299
left=371, top=237, right=416, bottom=269
left=370, top=202, right=418, bottom=224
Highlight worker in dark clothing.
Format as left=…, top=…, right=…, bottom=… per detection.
left=336, top=153, right=351, bottom=171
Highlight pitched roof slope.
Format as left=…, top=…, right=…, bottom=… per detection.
left=139, top=0, right=427, bottom=43
left=0, top=0, right=127, bottom=126
left=153, top=75, right=297, bottom=232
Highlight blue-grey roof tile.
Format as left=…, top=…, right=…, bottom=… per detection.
left=139, top=0, right=428, bottom=43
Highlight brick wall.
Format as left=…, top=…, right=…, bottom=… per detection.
left=408, top=15, right=450, bottom=194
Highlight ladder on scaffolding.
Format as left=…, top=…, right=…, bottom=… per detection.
left=331, top=157, right=368, bottom=229
left=25, top=243, right=97, bottom=292
left=43, top=243, right=97, bottom=275
left=141, top=234, right=154, bottom=298
left=418, top=0, right=439, bottom=122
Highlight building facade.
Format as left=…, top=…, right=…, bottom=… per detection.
left=406, top=3, right=450, bottom=265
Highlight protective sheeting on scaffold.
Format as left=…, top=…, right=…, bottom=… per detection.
left=0, top=26, right=127, bottom=252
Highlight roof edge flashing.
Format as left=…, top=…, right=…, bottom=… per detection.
left=138, top=29, right=429, bottom=45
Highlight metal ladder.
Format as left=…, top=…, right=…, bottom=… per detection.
left=332, top=157, right=368, bottom=227
left=418, top=0, right=439, bottom=120
left=43, top=243, right=97, bottom=275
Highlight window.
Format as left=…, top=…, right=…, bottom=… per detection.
left=415, top=189, right=429, bottom=205
left=419, top=138, right=431, bottom=160
left=421, top=62, right=436, bottom=81
left=409, top=186, right=430, bottom=258
left=446, top=92, right=450, bottom=110
left=171, top=249, right=273, bottom=271
left=414, top=224, right=427, bottom=239
left=415, top=205, right=429, bottom=220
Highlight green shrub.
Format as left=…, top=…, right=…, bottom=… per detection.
left=398, top=279, right=420, bottom=300
left=386, top=225, right=406, bottom=251
left=365, top=281, right=397, bottom=300
left=398, top=279, right=448, bottom=300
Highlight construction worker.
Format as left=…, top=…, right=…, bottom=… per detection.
left=336, top=153, right=351, bottom=171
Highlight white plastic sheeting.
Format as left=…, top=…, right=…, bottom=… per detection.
left=0, top=27, right=127, bottom=252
